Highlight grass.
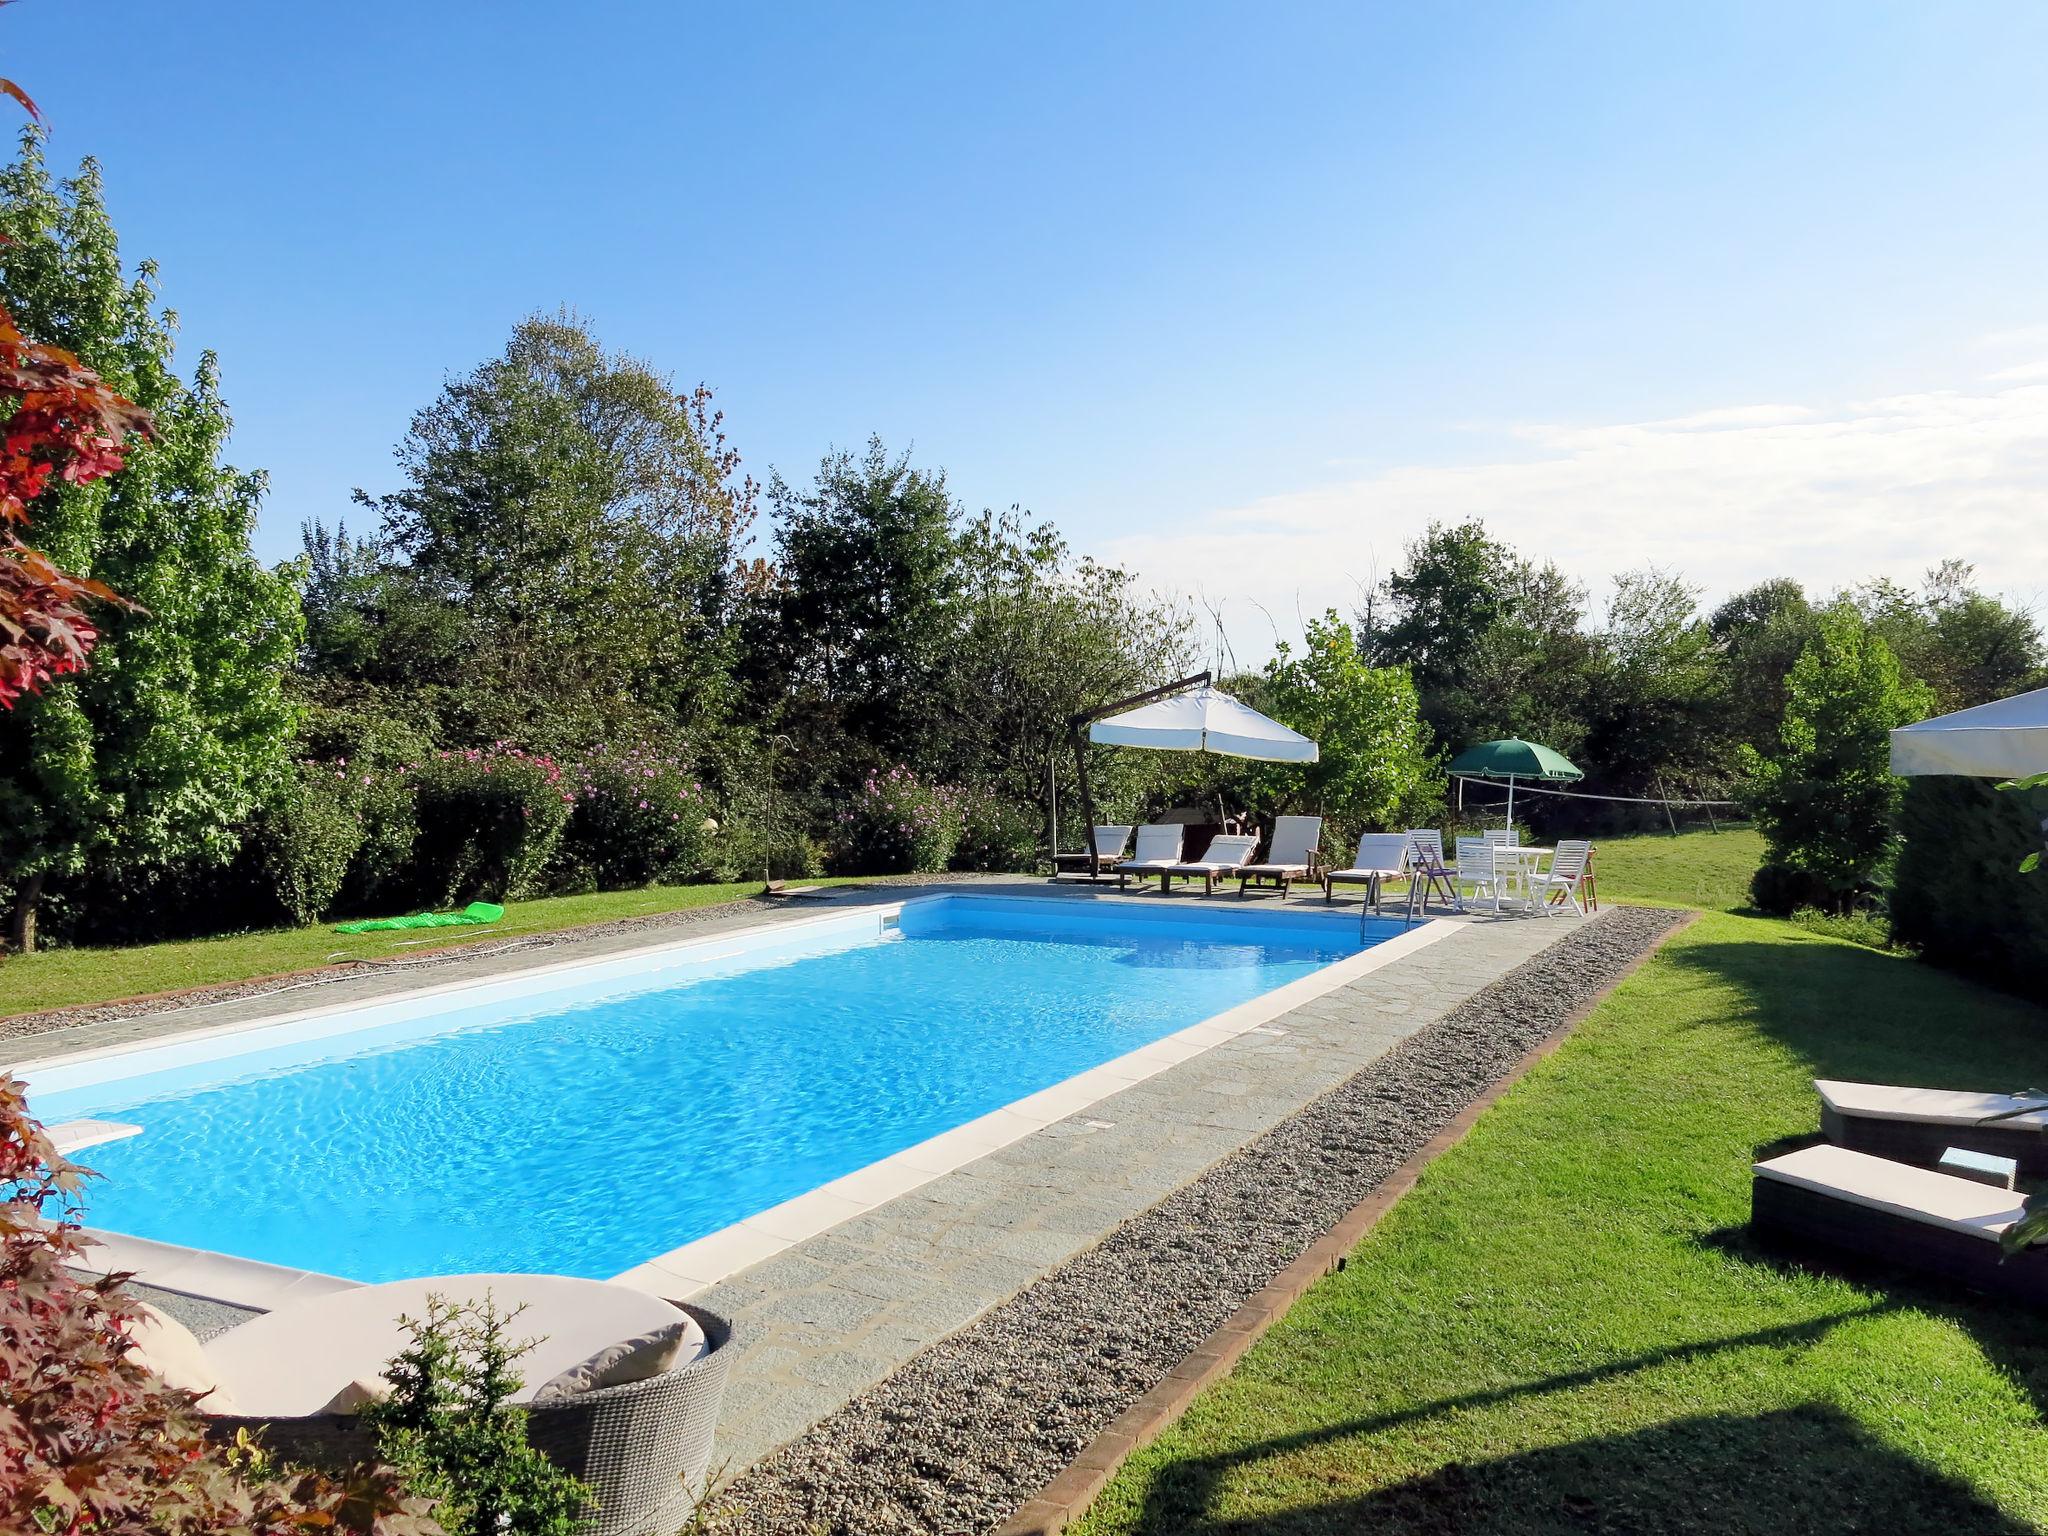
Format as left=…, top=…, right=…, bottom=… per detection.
left=1077, top=902, right=2048, bottom=1532
left=0, top=878, right=882, bottom=1023
left=1589, top=823, right=1762, bottom=911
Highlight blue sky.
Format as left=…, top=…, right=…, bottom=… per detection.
left=10, top=2, right=2048, bottom=654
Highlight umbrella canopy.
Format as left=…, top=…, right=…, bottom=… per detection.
left=1890, top=686, right=2048, bottom=778
left=1088, top=685, right=1318, bottom=763
left=1448, top=737, right=1582, bottom=826
left=1448, top=738, right=1583, bottom=782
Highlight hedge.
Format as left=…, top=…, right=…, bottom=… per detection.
left=1891, top=775, right=2048, bottom=996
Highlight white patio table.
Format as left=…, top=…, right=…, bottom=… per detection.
left=1487, top=845, right=1553, bottom=911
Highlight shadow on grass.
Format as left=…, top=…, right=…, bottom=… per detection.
left=1146, top=1406, right=2034, bottom=1536
left=1662, top=934, right=2048, bottom=1092
left=1124, top=1311, right=1906, bottom=1535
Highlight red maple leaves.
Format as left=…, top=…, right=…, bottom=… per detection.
left=0, top=302, right=154, bottom=707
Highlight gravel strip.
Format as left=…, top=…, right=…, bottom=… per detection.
left=707, top=905, right=1686, bottom=1536
left=0, top=873, right=1014, bottom=1047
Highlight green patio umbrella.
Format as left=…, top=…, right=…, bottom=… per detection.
left=1447, top=738, right=1583, bottom=826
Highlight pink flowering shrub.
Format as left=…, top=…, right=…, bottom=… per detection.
left=830, top=766, right=964, bottom=875
left=403, top=744, right=571, bottom=905
left=553, top=746, right=716, bottom=890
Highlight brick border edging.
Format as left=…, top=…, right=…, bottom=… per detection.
left=993, top=908, right=1703, bottom=1536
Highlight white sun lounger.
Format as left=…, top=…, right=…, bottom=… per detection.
left=1137, top=832, right=1261, bottom=895
left=1055, top=824, right=1133, bottom=879
left=1323, top=832, right=1411, bottom=912
left=1116, top=823, right=1187, bottom=889
left=1237, top=815, right=1325, bottom=896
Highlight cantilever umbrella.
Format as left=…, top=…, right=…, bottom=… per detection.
left=1088, top=683, right=1319, bottom=763
left=1448, top=738, right=1583, bottom=826
left=1063, top=672, right=1318, bottom=872
left=1890, top=686, right=2048, bottom=779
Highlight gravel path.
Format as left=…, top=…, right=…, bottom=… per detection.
left=706, top=905, right=1687, bottom=1536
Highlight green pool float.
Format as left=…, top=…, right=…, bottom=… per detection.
left=334, top=901, right=505, bottom=935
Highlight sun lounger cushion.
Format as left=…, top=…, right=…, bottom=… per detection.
left=203, top=1273, right=701, bottom=1416
left=1752, top=1143, right=2024, bottom=1242
left=1815, top=1079, right=2048, bottom=1129
left=128, top=1303, right=237, bottom=1412
left=1166, top=834, right=1259, bottom=872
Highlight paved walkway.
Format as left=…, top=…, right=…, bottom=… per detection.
left=695, top=907, right=1580, bottom=1468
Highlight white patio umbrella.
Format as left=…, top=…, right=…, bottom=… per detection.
left=1889, top=685, right=2048, bottom=778
left=1087, top=684, right=1319, bottom=762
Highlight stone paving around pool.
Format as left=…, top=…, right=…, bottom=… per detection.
left=691, top=903, right=1579, bottom=1469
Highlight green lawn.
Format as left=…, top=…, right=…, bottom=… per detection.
left=1590, top=823, right=1762, bottom=911
left=0, top=878, right=881, bottom=1023
left=1078, top=907, right=2048, bottom=1533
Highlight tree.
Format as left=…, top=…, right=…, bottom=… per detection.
left=0, top=134, right=300, bottom=951
left=1710, top=578, right=1816, bottom=755
left=1584, top=568, right=1728, bottom=796
left=1740, top=602, right=1934, bottom=913
left=1857, top=560, right=2043, bottom=713
left=1252, top=611, right=1437, bottom=840
left=941, top=507, right=1196, bottom=816
left=748, top=436, right=964, bottom=780
left=328, top=312, right=758, bottom=750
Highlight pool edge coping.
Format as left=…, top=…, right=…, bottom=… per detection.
left=41, top=887, right=1458, bottom=1311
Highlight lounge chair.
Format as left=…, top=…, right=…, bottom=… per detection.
left=188, top=1273, right=735, bottom=1536
left=1323, top=832, right=1411, bottom=911
left=1116, top=824, right=1186, bottom=890
left=1237, top=815, right=1325, bottom=896
left=1752, top=1143, right=2048, bottom=1306
left=1054, top=825, right=1133, bottom=880
left=1149, top=832, right=1261, bottom=895
left=1816, top=1079, right=2048, bottom=1178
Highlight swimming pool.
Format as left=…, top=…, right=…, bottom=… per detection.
left=24, top=894, right=1416, bottom=1287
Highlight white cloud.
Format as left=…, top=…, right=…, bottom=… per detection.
left=1106, top=368, right=2048, bottom=660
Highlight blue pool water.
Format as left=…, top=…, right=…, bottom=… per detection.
left=31, top=896, right=1397, bottom=1281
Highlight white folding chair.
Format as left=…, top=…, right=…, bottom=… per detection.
left=1531, top=839, right=1593, bottom=916
left=1455, top=837, right=1502, bottom=912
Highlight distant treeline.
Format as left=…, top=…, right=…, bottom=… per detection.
left=2, top=132, right=2038, bottom=953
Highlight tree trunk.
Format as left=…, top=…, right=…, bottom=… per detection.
left=8, top=871, right=46, bottom=954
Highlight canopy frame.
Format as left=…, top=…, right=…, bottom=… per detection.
left=1066, top=671, right=1211, bottom=877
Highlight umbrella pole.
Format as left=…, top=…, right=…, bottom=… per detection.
left=1506, top=775, right=1515, bottom=831
left=1070, top=725, right=1101, bottom=877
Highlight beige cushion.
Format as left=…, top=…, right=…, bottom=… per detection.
left=128, top=1304, right=236, bottom=1413
left=318, top=1375, right=391, bottom=1414
left=204, top=1273, right=691, bottom=1416
left=530, top=1317, right=700, bottom=1403
left=1754, top=1143, right=2025, bottom=1241
left=1816, top=1078, right=2048, bottom=1129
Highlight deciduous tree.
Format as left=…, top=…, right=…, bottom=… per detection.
left=0, top=134, right=298, bottom=950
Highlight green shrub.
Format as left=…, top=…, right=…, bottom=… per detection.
left=403, top=746, right=571, bottom=906
left=362, top=1294, right=589, bottom=1536
left=829, top=766, right=963, bottom=875
left=1891, top=774, right=2048, bottom=996
left=341, top=769, right=423, bottom=912
left=554, top=747, right=716, bottom=890
left=257, top=766, right=367, bottom=925
left=1789, top=905, right=1899, bottom=951
left=953, top=788, right=1041, bottom=872
left=1739, top=603, right=1932, bottom=913
left=707, top=817, right=824, bottom=884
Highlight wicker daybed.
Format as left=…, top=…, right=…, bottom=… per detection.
left=1816, top=1078, right=2048, bottom=1178
left=1751, top=1143, right=2047, bottom=1306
